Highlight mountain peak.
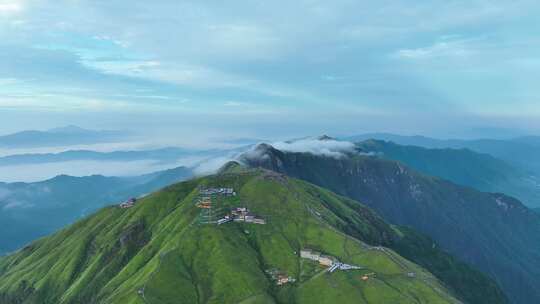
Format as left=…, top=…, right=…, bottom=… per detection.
left=254, top=142, right=274, bottom=151
left=48, top=125, right=90, bottom=134
left=217, top=161, right=246, bottom=174
left=316, top=135, right=336, bottom=141
left=240, top=143, right=282, bottom=164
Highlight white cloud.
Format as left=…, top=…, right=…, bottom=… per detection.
left=239, top=145, right=271, bottom=163
left=321, top=75, right=339, bottom=81
left=84, top=60, right=161, bottom=76
left=1, top=0, right=540, bottom=133
left=272, top=138, right=356, bottom=158
left=223, top=101, right=248, bottom=107
left=192, top=156, right=234, bottom=176
left=92, top=35, right=130, bottom=48
left=2, top=200, right=34, bottom=210
left=191, top=145, right=255, bottom=176
left=0, top=94, right=133, bottom=111
left=0, top=78, right=20, bottom=85
left=0, top=0, right=24, bottom=15
left=203, top=24, right=281, bottom=59
left=394, top=38, right=475, bottom=60
left=84, top=58, right=259, bottom=90
left=0, top=188, right=35, bottom=210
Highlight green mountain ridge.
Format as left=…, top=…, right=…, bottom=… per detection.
left=240, top=143, right=540, bottom=304
left=0, top=167, right=504, bottom=304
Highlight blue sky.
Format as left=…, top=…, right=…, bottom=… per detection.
left=1, top=0, right=540, bottom=140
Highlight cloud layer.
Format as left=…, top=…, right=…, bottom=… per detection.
left=1, top=0, right=540, bottom=137
left=273, top=138, right=356, bottom=158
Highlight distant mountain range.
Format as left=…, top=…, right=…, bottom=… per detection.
left=240, top=141, right=540, bottom=304
left=344, top=133, right=540, bottom=176
left=0, top=166, right=193, bottom=255
left=0, top=166, right=507, bottom=304
left=356, top=139, right=540, bottom=207
left=0, top=125, right=131, bottom=148
left=0, top=142, right=252, bottom=183
left=0, top=147, right=224, bottom=166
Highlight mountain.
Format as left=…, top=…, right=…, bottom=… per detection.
left=343, top=133, right=459, bottom=149
left=510, top=136, right=540, bottom=146
left=240, top=143, right=540, bottom=304
left=0, top=147, right=219, bottom=166
left=344, top=133, right=540, bottom=177
left=0, top=144, right=256, bottom=167
left=0, top=167, right=506, bottom=304
left=356, top=140, right=540, bottom=207
left=0, top=126, right=130, bottom=148
left=0, top=166, right=192, bottom=255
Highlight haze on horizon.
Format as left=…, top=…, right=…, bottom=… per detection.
left=1, top=0, right=540, bottom=141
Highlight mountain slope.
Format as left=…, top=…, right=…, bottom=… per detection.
left=0, top=168, right=494, bottom=304
left=344, top=133, right=540, bottom=178
left=0, top=166, right=192, bottom=255
left=356, top=140, right=540, bottom=207
left=241, top=143, right=540, bottom=304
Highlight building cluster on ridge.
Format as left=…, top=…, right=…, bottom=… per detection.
left=199, top=187, right=236, bottom=196
left=123, top=186, right=401, bottom=288
left=196, top=187, right=266, bottom=225
left=217, top=207, right=266, bottom=225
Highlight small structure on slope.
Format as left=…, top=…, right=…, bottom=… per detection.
left=329, top=262, right=363, bottom=273
left=301, top=249, right=321, bottom=261
left=301, top=249, right=336, bottom=266
left=266, top=269, right=296, bottom=286
left=196, top=197, right=213, bottom=209
left=196, top=196, right=219, bottom=224
left=217, top=215, right=233, bottom=225
left=318, top=255, right=335, bottom=267
left=361, top=272, right=376, bottom=281
left=300, top=248, right=362, bottom=272
left=119, top=198, right=137, bottom=209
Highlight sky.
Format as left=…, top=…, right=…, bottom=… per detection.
left=1, top=0, right=540, bottom=141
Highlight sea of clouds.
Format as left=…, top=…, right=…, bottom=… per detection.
left=0, top=137, right=361, bottom=183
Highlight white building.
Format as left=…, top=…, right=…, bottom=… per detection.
left=300, top=249, right=321, bottom=261
left=253, top=218, right=266, bottom=225
left=318, top=255, right=335, bottom=266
